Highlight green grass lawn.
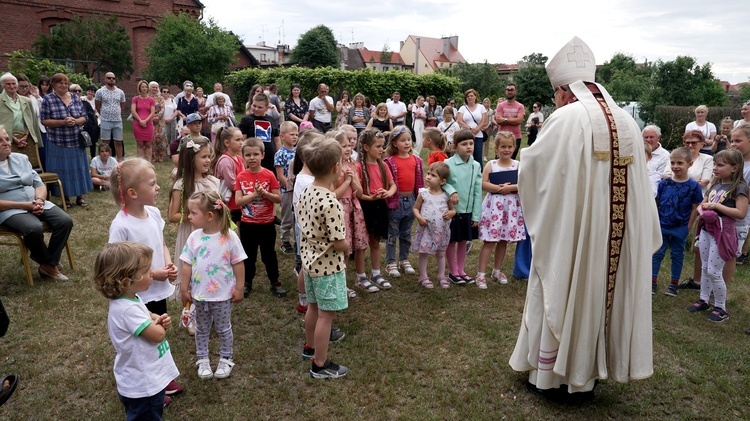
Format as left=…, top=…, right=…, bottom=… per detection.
left=1, top=129, right=750, bottom=419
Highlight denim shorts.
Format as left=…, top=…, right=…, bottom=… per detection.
left=100, top=120, right=124, bottom=141
left=304, top=270, right=348, bottom=312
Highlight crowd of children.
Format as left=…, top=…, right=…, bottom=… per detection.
left=90, top=87, right=750, bottom=418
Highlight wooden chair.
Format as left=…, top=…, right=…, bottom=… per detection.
left=0, top=224, right=75, bottom=286
left=11, top=140, right=67, bottom=211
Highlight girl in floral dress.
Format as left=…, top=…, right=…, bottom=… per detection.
left=411, top=162, right=455, bottom=289
left=476, top=132, right=525, bottom=288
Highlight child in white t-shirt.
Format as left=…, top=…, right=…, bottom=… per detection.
left=90, top=143, right=117, bottom=190
left=94, top=241, right=180, bottom=420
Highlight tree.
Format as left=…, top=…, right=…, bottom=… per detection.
left=380, top=44, right=393, bottom=64
left=32, top=14, right=133, bottom=79
left=290, top=25, right=339, bottom=68
left=144, top=13, right=238, bottom=89
left=597, top=53, right=638, bottom=84
left=442, top=62, right=508, bottom=100
left=740, top=83, right=750, bottom=103
left=514, top=54, right=553, bottom=108
left=7, top=50, right=92, bottom=87
left=597, top=53, right=652, bottom=104
left=639, top=56, right=727, bottom=123
left=522, top=53, right=548, bottom=66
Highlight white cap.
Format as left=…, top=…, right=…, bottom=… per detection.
left=546, top=37, right=596, bottom=87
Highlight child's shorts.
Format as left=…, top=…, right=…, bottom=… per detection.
left=304, top=270, right=348, bottom=312
left=450, top=212, right=474, bottom=243
left=360, top=198, right=389, bottom=239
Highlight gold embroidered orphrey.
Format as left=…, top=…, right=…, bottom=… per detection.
left=593, top=94, right=628, bottom=357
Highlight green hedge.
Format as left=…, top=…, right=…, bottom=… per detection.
left=225, top=66, right=460, bottom=111
left=654, top=105, right=743, bottom=150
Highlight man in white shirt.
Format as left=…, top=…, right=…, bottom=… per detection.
left=386, top=91, right=407, bottom=127
left=642, top=125, right=670, bottom=175
left=308, top=84, right=334, bottom=133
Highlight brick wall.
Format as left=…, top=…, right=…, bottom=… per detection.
left=0, top=0, right=202, bottom=98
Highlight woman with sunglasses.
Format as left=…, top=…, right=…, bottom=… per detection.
left=526, top=102, right=544, bottom=128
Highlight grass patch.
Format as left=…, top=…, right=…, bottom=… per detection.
left=2, top=130, right=750, bottom=418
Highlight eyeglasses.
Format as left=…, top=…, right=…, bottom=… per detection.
left=162, top=90, right=169, bottom=93
left=105, top=77, right=115, bottom=80
left=71, top=90, right=82, bottom=93
left=18, top=85, right=29, bottom=89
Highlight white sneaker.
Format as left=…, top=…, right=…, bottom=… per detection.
left=196, top=358, right=213, bottom=379
left=386, top=263, right=401, bottom=277
left=214, top=358, right=235, bottom=379
left=400, top=260, right=415, bottom=275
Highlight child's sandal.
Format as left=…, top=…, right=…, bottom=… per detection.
left=418, top=278, right=434, bottom=289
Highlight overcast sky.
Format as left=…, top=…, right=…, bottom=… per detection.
left=202, top=0, right=749, bottom=84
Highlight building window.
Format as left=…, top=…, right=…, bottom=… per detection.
left=383, top=66, right=389, bottom=71
left=260, top=53, right=267, bottom=62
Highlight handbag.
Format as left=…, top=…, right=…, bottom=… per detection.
left=0, top=298, right=9, bottom=338
left=66, top=98, right=91, bottom=148
left=78, top=128, right=92, bottom=148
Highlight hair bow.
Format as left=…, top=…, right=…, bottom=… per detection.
left=185, top=140, right=201, bottom=153
left=214, top=199, right=223, bottom=210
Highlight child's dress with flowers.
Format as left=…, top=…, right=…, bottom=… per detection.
left=411, top=188, right=451, bottom=254
left=479, top=160, right=526, bottom=243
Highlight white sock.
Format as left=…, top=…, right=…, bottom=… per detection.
left=477, top=272, right=486, bottom=279
left=357, top=273, right=366, bottom=279
left=372, top=269, right=381, bottom=277
left=298, top=293, right=307, bottom=306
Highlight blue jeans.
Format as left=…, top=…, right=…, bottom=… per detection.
left=387, top=195, right=415, bottom=263
left=118, top=388, right=165, bottom=421
left=473, top=136, right=484, bottom=164
left=652, top=225, right=688, bottom=281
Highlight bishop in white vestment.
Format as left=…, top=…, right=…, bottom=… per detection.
left=509, top=37, right=662, bottom=395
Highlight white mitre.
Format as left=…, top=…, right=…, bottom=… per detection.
left=546, top=37, right=635, bottom=164
left=546, top=36, right=596, bottom=87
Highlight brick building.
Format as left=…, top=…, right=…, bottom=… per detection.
left=0, top=0, right=256, bottom=97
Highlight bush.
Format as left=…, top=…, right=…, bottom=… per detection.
left=225, top=66, right=460, bottom=111
left=654, top=105, right=742, bottom=150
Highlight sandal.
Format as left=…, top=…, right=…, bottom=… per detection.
left=448, top=273, right=465, bottom=285
left=76, top=197, right=89, bottom=207
left=438, top=278, right=450, bottom=289
left=418, top=278, right=434, bottom=289
left=475, top=275, right=487, bottom=290
left=372, top=275, right=392, bottom=289
left=347, top=288, right=358, bottom=299
left=355, top=277, right=380, bottom=293
left=492, top=270, right=508, bottom=284
left=460, top=274, right=475, bottom=284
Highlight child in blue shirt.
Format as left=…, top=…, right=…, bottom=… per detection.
left=274, top=121, right=298, bottom=253
left=652, top=147, right=704, bottom=296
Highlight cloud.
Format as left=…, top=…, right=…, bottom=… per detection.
left=202, top=0, right=750, bottom=83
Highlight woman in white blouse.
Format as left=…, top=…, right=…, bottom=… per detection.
left=456, top=89, right=487, bottom=163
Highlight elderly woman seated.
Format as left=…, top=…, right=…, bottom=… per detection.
left=0, top=125, right=73, bottom=281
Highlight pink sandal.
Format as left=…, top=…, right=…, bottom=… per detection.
left=418, top=278, right=434, bottom=289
